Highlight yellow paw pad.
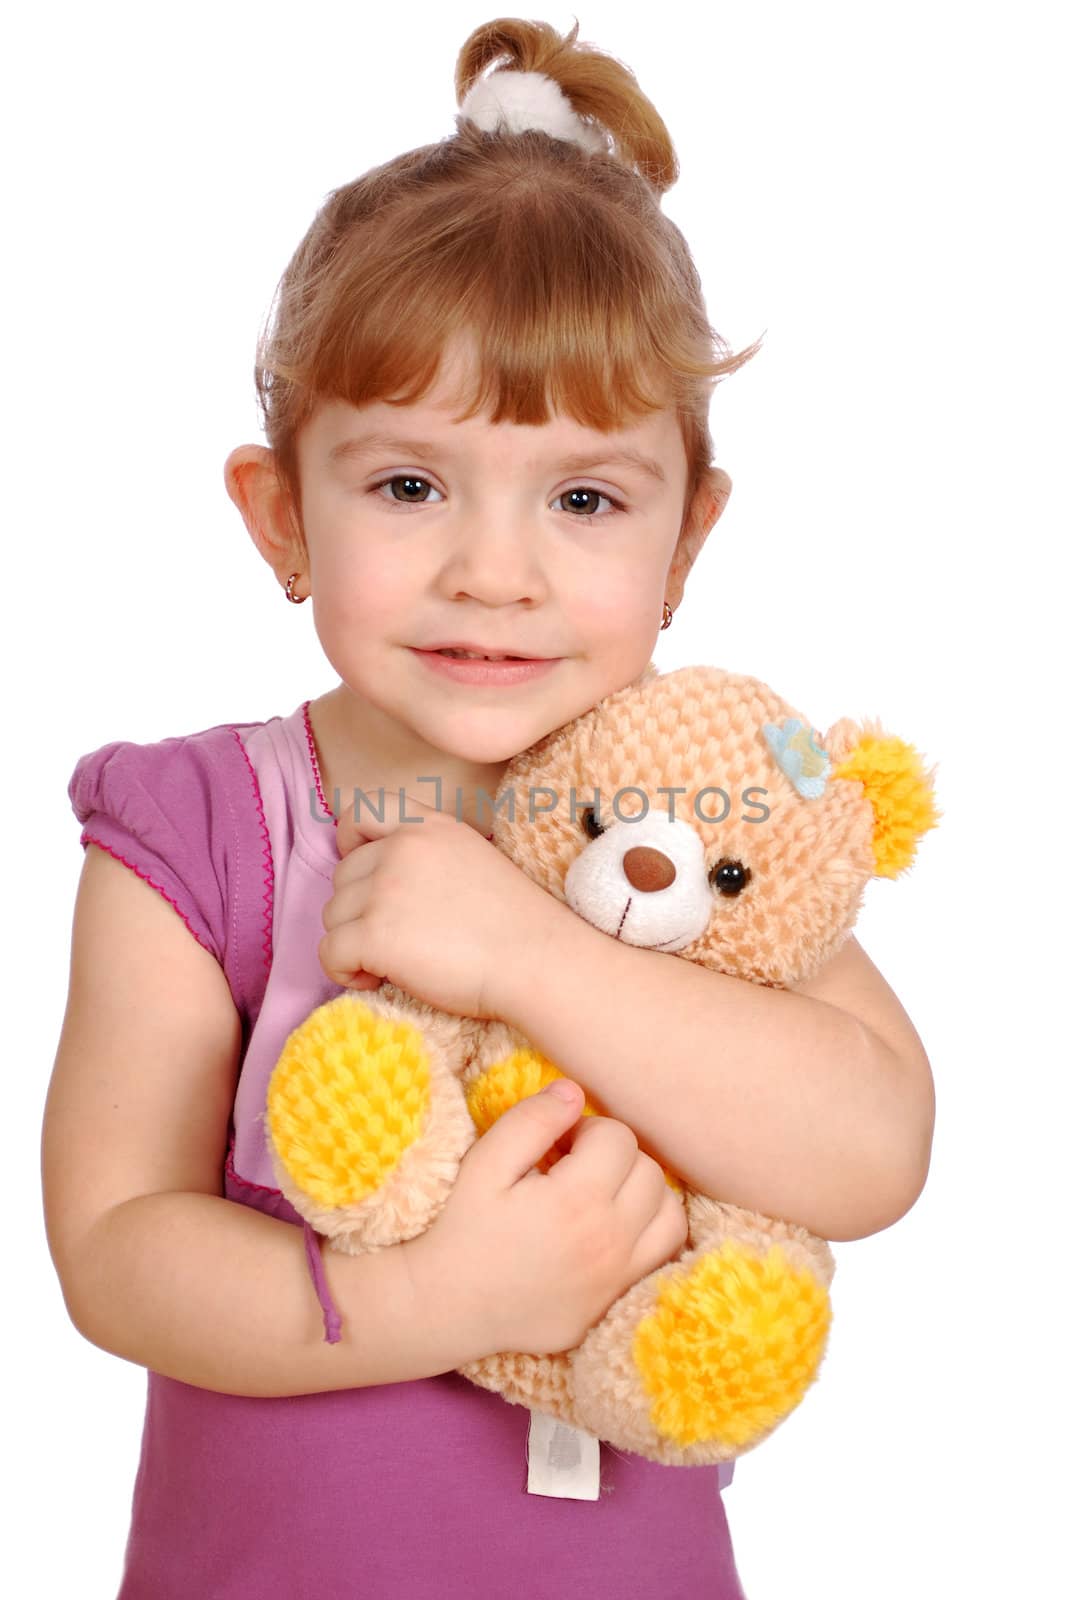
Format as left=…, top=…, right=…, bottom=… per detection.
left=633, top=1240, right=831, bottom=1448
left=266, top=996, right=433, bottom=1208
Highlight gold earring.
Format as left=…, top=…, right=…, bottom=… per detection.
left=660, top=601, right=673, bottom=630
left=285, top=573, right=307, bottom=604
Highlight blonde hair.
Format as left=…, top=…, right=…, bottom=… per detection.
left=255, top=16, right=761, bottom=547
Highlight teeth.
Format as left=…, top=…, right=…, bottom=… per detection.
left=439, top=649, right=514, bottom=661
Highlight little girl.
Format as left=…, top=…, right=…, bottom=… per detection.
left=43, top=17, right=934, bottom=1599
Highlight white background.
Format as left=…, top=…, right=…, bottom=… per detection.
left=7, top=1, right=1068, bottom=1595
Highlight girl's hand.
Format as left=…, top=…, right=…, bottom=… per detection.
left=403, top=1081, right=689, bottom=1359
left=319, top=791, right=562, bottom=1021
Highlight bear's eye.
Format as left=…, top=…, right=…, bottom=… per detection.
left=709, top=857, right=751, bottom=897
left=581, top=806, right=606, bottom=840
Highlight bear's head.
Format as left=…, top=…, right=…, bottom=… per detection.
left=487, top=663, right=939, bottom=989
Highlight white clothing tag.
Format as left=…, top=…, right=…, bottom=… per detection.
left=526, top=1408, right=601, bottom=1500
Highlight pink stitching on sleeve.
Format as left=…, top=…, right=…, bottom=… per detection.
left=81, top=833, right=218, bottom=960
left=228, top=728, right=274, bottom=976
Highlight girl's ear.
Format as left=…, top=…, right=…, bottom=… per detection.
left=223, top=445, right=304, bottom=581
left=665, top=466, right=732, bottom=609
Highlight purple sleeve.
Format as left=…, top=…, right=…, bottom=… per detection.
left=70, top=737, right=223, bottom=961
left=67, top=723, right=272, bottom=1031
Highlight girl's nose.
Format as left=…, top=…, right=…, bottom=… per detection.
left=438, top=520, right=549, bottom=607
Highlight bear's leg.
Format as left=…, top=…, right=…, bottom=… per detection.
left=266, top=991, right=478, bottom=1254
left=569, top=1203, right=834, bottom=1466
left=458, top=1349, right=584, bottom=1431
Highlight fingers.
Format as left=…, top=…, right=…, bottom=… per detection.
left=321, top=870, right=373, bottom=934
left=615, top=1150, right=682, bottom=1235
left=318, top=922, right=381, bottom=989
left=557, top=1116, right=678, bottom=1244
left=335, top=794, right=459, bottom=858
left=325, top=838, right=383, bottom=912
left=462, top=1080, right=588, bottom=1191
left=630, top=1182, right=690, bottom=1273
left=548, top=1113, right=644, bottom=1199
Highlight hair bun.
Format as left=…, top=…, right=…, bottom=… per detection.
left=454, top=16, right=679, bottom=193
left=458, top=68, right=611, bottom=157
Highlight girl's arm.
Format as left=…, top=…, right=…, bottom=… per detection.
left=42, top=847, right=491, bottom=1398
left=491, top=904, right=935, bottom=1243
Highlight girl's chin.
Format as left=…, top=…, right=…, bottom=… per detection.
left=419, top=712, right=559, bottom=765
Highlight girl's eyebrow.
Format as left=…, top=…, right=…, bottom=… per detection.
left=327, top=431, right=666, bottom=486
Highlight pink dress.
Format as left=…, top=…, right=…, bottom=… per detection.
left=68, top=702, right=746, bottom=1600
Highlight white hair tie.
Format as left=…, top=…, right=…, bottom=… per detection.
left=458, top=69, right=611, bottom=156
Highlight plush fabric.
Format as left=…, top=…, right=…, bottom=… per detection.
left=267, top=663, right=939, bottom=1467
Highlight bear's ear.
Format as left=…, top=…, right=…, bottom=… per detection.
left=823, top=717, right=941, bottom=879
left=821, top=716, right=866, bottom=765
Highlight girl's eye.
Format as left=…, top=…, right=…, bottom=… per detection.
left=369, top=477, right=622, bottom=516
left=555, top=487, right=621, bottom=517
left=372, top=475, right=443, bottom=505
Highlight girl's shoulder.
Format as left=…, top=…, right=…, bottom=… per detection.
left=68, top=713, right=269, bottom=835
left=67, top=711, right=282, bottom=1018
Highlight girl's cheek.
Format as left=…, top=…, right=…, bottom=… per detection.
left=578, top=583, right=647, bottom=631
left=331, top=557, right=413, bottom=622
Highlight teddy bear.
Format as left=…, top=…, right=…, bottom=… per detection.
left=264, top=662, right=938, bottom=1467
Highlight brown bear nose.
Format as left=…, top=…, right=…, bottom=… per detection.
left=622, top=846, right=677, bottom=893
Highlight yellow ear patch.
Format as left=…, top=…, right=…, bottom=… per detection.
left=833, top=734, right=940, bottom=878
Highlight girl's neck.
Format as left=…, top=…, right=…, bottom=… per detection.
left=306, top=687, right=512, bottom=834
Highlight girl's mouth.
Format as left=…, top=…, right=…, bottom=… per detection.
left=411, top=648, right=560, bottom=685
left=436, top=647, right=528, bottom=661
